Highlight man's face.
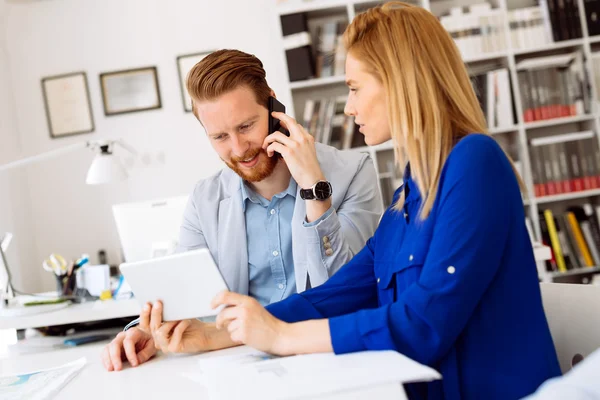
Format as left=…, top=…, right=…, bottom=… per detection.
left=195, top=86, right=278, bottom=182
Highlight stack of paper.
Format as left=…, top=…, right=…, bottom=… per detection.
left=183, top=347, right=441, bottom=400
left=0, top=357, right=86, bottom=400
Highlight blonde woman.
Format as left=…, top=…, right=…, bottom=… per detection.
left=143, top=3, right=561, bottom=399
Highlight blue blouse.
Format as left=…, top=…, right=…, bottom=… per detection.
left=267, top=134, right=561, bottom=400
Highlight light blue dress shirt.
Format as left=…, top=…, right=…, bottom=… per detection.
left=242, top=178, right=334, bottom=306
left=241, top=179, right=298, bottom=306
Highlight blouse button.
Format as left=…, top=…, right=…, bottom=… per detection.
left=447, top=266, right=456, bottom=274
left=409, top=254, right=414, bottom=261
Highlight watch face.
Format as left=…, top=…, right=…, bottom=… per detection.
left=314, top=181, right=332, bottom=200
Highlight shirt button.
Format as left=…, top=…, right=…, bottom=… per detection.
left=270, top=209, right=276, bottom=215
left=278, top=284, right=284, bottom=290
left=325, top=249, right=333, bottom=256
left=409, top=254, right=414, bottom=261
left=404, top=212, right=408, bottom=219
left=322, top=236, right=330, bottom=244
left=447, top=266, right=456, bottom=274
left=272, top=250, right=279, bottom=257
left=377, top=278, right=381, bottom=283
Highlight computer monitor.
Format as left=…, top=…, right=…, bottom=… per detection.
left=112, top=195, right=189, bottom=263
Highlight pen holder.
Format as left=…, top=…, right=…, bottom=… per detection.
left=55, top=273, right=76, bottom=297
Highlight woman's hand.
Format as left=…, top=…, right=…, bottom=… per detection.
left=211, top=291, right=292, bottom=355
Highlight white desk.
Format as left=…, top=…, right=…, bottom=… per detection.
left=0, top=298, right=140, bottom=330
left=1, top=342, right=408, bottom=400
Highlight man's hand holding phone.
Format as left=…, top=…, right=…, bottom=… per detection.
left=264, top=103, right=332, bottom=223
left=263, top=110, right=326, bottom=191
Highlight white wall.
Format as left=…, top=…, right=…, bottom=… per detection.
left=3, top=0, right=291, bottom=292
left=0, top=1, right=38, bottom=293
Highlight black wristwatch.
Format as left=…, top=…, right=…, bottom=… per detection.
left=300, top=180, right=333, bottom=201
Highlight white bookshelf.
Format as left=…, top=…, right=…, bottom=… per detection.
left=273, top=0, right=600, bottom=282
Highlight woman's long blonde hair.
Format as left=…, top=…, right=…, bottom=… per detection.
left=344, top=2, right=525, bottom=219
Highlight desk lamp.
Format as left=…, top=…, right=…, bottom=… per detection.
left=0, top=139, right=136, bottom=305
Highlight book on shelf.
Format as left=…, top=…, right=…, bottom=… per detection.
left=539, top=204, right=600, bottom=273
left=590, top=56, right=600, bottom=108
left=530, top=131, right=600, bottom=198
left=538, top=0, right=583, bottom=42
left=281, top=13, right=316, bottom=82
left=508, top=6, right=553, bottom=50
left=516, top=51, right=591, bottom=123
left=584, top=0, right=600, bottom=37
left=302, top=96, right=364, bottom=150
left=470, top=67, right=515, bottom=130
left=280, top=12, right=349, bottom=82
left=439, top=3, right=507, bottom=60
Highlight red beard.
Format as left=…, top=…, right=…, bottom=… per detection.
left=224, top=148, right=278, bottom=182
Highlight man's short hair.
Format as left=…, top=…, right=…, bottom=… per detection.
left=186, top=49, right=272, bottom=119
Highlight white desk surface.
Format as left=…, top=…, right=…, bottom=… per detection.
left=0, top=298, right=140, bottom=330
left=1, top=342, right=407, bottom=400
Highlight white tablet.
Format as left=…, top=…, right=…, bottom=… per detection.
left=119, top=248, right=228, bottom=321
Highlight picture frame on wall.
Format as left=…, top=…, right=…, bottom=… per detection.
left=41, top=71, right=95, bottom=139
left=100, top=66, right=161, bottom=116
left=176, top=51, right=213, bottom=112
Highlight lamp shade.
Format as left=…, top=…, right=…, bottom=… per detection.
left=85, top=153, right=128, bottom=185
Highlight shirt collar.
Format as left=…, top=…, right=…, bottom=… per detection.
left=403, top=163, right=419, bottom=204
left=241, top=178, right=297, bottom=211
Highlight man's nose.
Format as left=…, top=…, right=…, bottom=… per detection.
left=230, top=135, right=249, bottom=158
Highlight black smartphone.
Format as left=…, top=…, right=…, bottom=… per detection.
left=268, top=96, right=290, bottom=137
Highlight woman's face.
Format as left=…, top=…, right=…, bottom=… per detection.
left=344, top=53, right=391, bottom=146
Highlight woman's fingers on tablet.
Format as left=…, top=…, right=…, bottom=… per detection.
left=211, top=291, right=245, bottom=309
left=227, top=318, right=242, bottom=336
left=216, top=306, right=239, bottom=330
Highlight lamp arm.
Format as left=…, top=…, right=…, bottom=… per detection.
left=0, top=142, right=89, bottom=173
left=114, top=139, right=137, bottom=156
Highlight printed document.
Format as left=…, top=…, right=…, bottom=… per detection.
left=184, top=346, right=441, bottom=400
left=0, top=357, right=86, bottom=400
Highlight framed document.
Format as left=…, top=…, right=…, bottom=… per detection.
left=176, top=51, right=212, bottom=112
left=41, top=72, right=94, bottom=139
left=100, top=67, right=161, bottom=116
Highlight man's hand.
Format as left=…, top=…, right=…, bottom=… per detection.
left=263, top=111, right=332, bottom=223
left=212, top=291, right=291, bottom=355
left=263, top=112, right=326, bottom=190
left=101, top=301, right=214, bottom=372
left=149, top=300, right=211, bottom=354
left=102, top=301, right=157, bottom=371
left=101, top=327, right=156, bottom=372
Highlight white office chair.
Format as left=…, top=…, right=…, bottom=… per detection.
left=540, top=283, right=600, bottom=373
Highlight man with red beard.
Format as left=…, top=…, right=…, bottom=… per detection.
left=102, top=49, right=381, bottom=371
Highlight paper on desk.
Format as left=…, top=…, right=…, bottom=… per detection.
left=185, top=347, right=441, bottom=400
left=0, top=357, right=86, bottom=400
